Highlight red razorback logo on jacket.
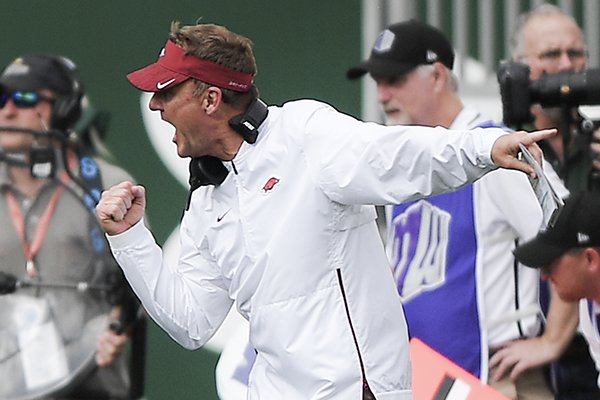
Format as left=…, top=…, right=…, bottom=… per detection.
left=262, top=177, right=280, bottom=193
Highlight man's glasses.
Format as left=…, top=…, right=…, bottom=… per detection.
left=0, top=91, right=54, bottom=109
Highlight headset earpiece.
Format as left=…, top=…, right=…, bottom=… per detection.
left=228, top=99, right=269, bottom=144
left=49, top=56, right=84, bottom=132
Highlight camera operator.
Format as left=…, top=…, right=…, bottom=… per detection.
left=508, top=4, right=600, bottom=398
left=509, top=4, right=600, bottom=193
left=0, top=54, right=142, bottom=399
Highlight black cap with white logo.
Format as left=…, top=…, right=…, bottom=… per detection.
left=346, top=19, right=455, bottom=80
left=514, top=191, right=600, bottom=268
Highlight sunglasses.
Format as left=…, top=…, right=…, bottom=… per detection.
left=0, top=91, right=55, bottom=109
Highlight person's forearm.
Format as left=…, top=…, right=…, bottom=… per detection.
left=107, top=220, right=233, bottom=349
left=542, top=282, right=579, bottom=358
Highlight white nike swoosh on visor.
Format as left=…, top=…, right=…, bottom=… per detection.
left=157, top=78, right=176, bottom=90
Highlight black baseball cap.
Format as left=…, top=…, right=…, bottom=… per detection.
left=514, top=191, right=600, bottom=269
left=346, top=19, right=455, bottom=80
left=0, top=55, right=76, bottom=95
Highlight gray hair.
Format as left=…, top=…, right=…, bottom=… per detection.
left=415, top=64, right=458, bottom=93
left=509, top=3, right=583, bottom=61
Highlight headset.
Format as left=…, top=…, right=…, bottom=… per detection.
left=186, top=98, right=269, bottom=206
left=48, top=55, right=84, bottom=132
left=23, top=56, right=85, bottom=179
left=228, top=98, right=269, bottom=144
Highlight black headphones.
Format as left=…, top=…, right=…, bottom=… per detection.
left=186, top=98, right=269, bottom=205
left=228, top=98, right=269, bottom=144
left=48, top=56, right=84, bottom=132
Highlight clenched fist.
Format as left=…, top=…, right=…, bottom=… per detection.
left=96, top=181, right=146, bottom=235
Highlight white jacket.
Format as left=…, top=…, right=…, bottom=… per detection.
left=107, top=100, right=506, bottom=399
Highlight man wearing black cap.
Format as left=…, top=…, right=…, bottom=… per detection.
left=515, top=191, right=600, bottom=388
left=0, top=55, right=139, bottom=399
left=347, top=19, right=576, bottom=399
left=346, top=19, right=454, bottom=82
left=96, top=21, right=556, bottom=399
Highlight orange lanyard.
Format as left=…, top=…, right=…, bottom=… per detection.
left=4, top=150, right=75, bottom=277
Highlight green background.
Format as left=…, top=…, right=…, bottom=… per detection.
left=0, top=2, right=361, bottom=398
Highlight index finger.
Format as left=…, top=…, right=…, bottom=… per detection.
left=521, top=128, right=557, bottom=144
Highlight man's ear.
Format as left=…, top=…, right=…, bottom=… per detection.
left=586, top=247, right=600, bottom=272
left=432, top=62, right=448, bottom=89
left=204, top=87, right=223, bottom=115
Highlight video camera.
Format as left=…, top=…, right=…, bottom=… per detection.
left=497, top=61, right=600, bottom=129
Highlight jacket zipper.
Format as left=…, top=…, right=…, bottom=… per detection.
left=336, top=268, right=376, bottom=399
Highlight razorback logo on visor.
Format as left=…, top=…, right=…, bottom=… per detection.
left=262, top=177, right=280, bottom=193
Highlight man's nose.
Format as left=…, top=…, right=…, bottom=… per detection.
left=376, top=84, right=392, bottom=104
left=0, top=98, right=19, bottom=117
left=148, top=93, right=163, bottom=111
left=557, top=52, right=576, bottom=71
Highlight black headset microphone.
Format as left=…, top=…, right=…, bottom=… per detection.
left=0, top=119, right=76, bottom=180
left=0, top=145, right=28, bottom=167
left=0, top=124, right=58, bottom=177
left=0, top=102, right=99, bottom=208
left=29, top=112, right=60, bottom=179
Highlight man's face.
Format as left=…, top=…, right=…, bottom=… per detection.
left=374, top=66, right=436, bottom=126
left=519, top=14, right=587, bottom=80
left=0, top=88, right=54, bottom=152
left=149, top=80, right=213, bottom=158
left=541, top=248, right=591, bottom=302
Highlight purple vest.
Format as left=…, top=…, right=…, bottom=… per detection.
left=389, top=184, right=482, bottom=377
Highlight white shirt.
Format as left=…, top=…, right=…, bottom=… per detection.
left=107, top=100, right=506, bottom=399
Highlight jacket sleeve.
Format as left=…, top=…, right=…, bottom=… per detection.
left=106, top=218, right=233, bottom=349
left=300, top=102, right=506, bottom=205
left=478, top=168, right=544, bottom=240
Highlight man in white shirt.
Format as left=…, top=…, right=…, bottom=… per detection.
left=96, top=21, right=555, bottom=399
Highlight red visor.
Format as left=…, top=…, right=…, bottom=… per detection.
left=127, top=40, right=254, bottom=93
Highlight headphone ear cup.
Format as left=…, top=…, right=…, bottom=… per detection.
left=228, top=99, right=268, bottom=143
left=49, top=56, right=83, bottom=131
left=52, top=93, right=82, bottom=131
